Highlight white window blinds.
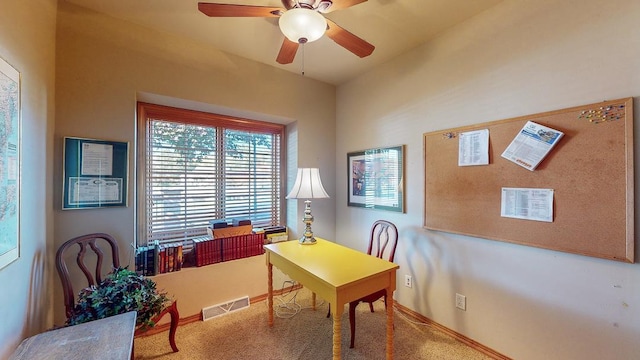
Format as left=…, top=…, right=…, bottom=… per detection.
left=137, top=103, right=283, bottom=245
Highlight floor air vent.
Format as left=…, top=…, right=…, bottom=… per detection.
left=202, top=295, right=250, bottom=321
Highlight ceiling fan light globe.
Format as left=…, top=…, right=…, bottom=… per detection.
left=279, top=8, right=327, bottom=44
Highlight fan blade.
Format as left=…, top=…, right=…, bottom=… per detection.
left=198, top=3, right=283, bottom=17
left=325, top=19, right=374, bottom=58
left=323, top=0, right=368, bottom=13
left=276, top=38, right=299, bottom=64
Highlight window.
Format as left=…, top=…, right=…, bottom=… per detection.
left=137, top=102, right=284, bottom=246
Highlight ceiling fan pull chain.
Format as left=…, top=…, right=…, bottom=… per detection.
left=301, top=42, right=305, bottom=76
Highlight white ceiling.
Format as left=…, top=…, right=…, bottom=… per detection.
left=64, top=0, right=503, bottom=85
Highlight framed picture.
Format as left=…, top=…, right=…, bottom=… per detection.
left=0, top=56, right=20, bottom=270
left=347, top=145, right=405, bottom=212
left=63, top=137, right=129, bottom=209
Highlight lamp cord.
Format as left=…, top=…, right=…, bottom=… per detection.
left=272, top=281, right=325, bottom=319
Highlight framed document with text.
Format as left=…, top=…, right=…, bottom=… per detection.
left=63, top=137, right=129, bottom=209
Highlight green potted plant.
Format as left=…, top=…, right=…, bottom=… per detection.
left=67, top=267, right=170, bottom=330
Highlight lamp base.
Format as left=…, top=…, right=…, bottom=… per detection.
left=299, top=236, right=317, bottom=245
left=298, top=199, right=317, bottom=245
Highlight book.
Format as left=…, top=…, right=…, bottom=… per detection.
left=251, top=233, right=259, bottom=256
left=167, top=245, right=175, bottom=272
left=176, top=243, right=183, bottom=270
left=208, top=219, right=228, bottom=228
left=207, top=237, right=214, bottom=265
left=211, top=238, right=220, bottom=264
left=158, top=244, right=166, bottom=274
left=135, top=246, right=145, bottom=275
left=215, top=238, right=221, bottom=264
left=263, top=226, right=287, bottom=238
left=196, top=237, right=208, bottom=267
left=145, top=246, right=156, bottom=276
left=232, top=218, right=251, bottom=226
left=211, top=224, right=253, bottom=238
left=267, top=231, right=289, bottom=243
left=153, top=241, right=160, bottom=275
left=191, top=233, right=266, bottom=267
left=192, top=237, right=201, bottom=267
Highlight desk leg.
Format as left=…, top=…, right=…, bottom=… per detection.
left=268, top=262, right=274, bottom=327
left=332, top=304, right=342, bottom=360
left=386, top=288, right=394, bottom=360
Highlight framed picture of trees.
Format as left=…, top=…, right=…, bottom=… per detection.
left=347, top=145, right=405, bottom=213
left=0, top=55, right=20, bottom=269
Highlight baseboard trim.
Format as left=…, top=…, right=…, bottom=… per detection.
left=136, top=283, right=304, bottom=338
left=393, top=301, right=511, bottom=360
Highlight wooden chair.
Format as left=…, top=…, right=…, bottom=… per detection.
left=55, top=233, right=179, bottom=354
left=327, top=220, right=399, bottom=348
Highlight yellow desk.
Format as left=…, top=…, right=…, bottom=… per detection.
left=264, top=238, right=399, bottom=360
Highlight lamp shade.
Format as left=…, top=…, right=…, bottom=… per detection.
left=278, top=8, right=327, bottom=44
left=286, top=168, right=329, bottom=199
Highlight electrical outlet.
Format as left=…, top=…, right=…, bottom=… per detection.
left=404, top=274, right=412, bottom=288
left=455, top=293, right=466, bottom=311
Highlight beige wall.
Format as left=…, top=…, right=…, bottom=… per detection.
left=53, top=2, right=336, bottom=325
left=4, top=0, right=640, bottom=359
left=0, top=1, right=57, bottom=358
left=336, top=0, right=640, bottom=359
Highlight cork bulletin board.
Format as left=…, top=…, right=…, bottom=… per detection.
left=423, top=98, right=634, bottom=263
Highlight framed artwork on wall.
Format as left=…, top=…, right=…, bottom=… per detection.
left=0, top=56, right=21, bottom=270
left=63, top=137, right=129, bottom=209
left=347, top=145, right=405, bottom=213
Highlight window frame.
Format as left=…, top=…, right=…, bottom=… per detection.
left=136, top=102, right=286, bottom=247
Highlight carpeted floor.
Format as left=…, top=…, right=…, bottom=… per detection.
left=134, top=288, right=492, bottom=360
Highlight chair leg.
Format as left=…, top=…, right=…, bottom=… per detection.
left=166, top=301, right=179, bottom=352
left=148, top=300, right=179, bottom=352
left=349, top=302, right=357, bottom=349
left=326, top=303, right=331, bottom=318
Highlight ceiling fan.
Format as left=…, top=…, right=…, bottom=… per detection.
left=198, top=0, right=375, bottom=64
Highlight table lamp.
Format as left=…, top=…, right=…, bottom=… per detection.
left=286, top=168, right=329, bottom=245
